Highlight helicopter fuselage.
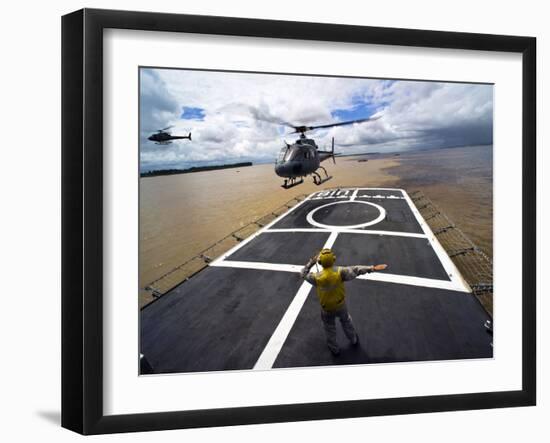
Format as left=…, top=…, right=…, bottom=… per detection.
left=274, top=138, right=320, bottom=178
left=148, top=131, right=191, bottom=144
left=274, top=135, right=335, bottom=188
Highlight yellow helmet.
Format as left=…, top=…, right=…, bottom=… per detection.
left=318, top=249, right=336, bottom=268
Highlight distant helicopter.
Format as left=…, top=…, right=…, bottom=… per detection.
left=148, top=126, right=192, bottom=145
left=272, top=116, right=380, bottom=188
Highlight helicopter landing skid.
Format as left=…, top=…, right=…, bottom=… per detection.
left=313, top=168, right=332, bottom=186
left=281, top=177, right=304, bottom=189
left=314, top=175, right=333, bottom=185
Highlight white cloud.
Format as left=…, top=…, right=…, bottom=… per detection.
left=140, top=68, right=493, bottom=171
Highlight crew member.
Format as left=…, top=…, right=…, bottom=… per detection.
left=300, top=248, right=388, bottom=355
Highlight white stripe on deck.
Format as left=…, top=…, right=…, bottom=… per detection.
left=212, top=260, right=302, bottom=273
left=401, top=189, right=471, bottom=293
left=211, top=260, right=466, bottom=292
left=266, top=228, right=428, bottom=239
left=356, top=272, right=466, bottom=292
left=253, top=282, right=313, bottom=370
left=252, top=231, right=339, bottom=370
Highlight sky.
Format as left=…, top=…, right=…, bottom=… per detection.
left=139, top=68, right=493, bottom=172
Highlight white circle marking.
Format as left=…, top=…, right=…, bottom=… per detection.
left=306, top=200, right=386, bottom=229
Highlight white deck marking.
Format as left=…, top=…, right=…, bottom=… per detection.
left=357, top=188, right=403, bottom=194
left=253, top=281, right=313, bottom=370
left=401, top=189, right=471, bottom=293
left=358, top=195, right=405, bottom=200
left=212, top=260, right=466, bottom=292
left=306, top=200, right=386, bottom=230
left=356, top=272, right=466, bottom=291
left=206, top=187, right=471, bottom=369
left=266, top=228, right=427, bottom=239
left=323, top=230, right=339, bottom=249
left=212, top=261, right=303, bottom=273
left=311, top=187, right=404, bottom=200
left=312, top=196, right=405, bottom=200
left=253, top=230, right=340, bottom=370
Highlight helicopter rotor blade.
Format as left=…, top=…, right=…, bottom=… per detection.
left=300, top=115, right=381, bottom=133
left=257, top=114, right=295, bottom=128
left=160, top=125, right=174, bottom=132
left=239, top=103, right=381, bottom=135
left=237, top=105, right=296, bottom=128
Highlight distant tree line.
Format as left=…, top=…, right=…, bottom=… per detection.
left=140, top=162, right=253, bottom=178
left=336, top=152, right=380, bottom=157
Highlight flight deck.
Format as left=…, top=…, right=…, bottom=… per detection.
left=140, top=188, right=492, bottom=374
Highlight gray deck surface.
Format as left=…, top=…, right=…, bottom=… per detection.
left=140, top=188, right=492, bottom=374
left=141, top=268, right=301, bottom=373
left=227, top=231, right=330, bottom=265
left=272, top=197, right=424, bottom=233
left=274, top=281, right=490, bottom=368
left=333, top=234, right=449, bottom=280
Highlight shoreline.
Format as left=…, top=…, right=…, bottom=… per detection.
left=140, top=161, right=253, bottom=178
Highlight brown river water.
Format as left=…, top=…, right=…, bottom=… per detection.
left=385, top=145, right=493, bottom=258
left=139, top=145, right=492, bottom=300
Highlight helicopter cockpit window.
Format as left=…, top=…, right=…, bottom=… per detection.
left=277, top=146, right=302, bottom=162
left=284, top=149, right=296, bottom=162
left=278, top=147, right=297, bottom=162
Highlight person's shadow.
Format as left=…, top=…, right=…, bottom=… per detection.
left=36, top=410, right=60, bottom=426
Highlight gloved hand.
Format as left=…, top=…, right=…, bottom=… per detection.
left=306, top=255, right=318, bottom=269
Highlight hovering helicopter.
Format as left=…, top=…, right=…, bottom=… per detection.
left=147, top=126, right=192, bottom=145
left=272, top=116, right=380, bottom=188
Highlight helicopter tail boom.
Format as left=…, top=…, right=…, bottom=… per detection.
left=170, top=132, right=192, bottom=141
left=317, top=137, right=336, bottom=164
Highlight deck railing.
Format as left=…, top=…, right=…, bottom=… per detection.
left=409, top=190, right=493, bottom=316
left=140, top=194, right=308, bottom=307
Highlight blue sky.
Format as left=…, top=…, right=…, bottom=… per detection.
left=139, top=69, right=493, bottom=172
left=331, top=102, right=380, bottom=122
left=180, top=106, right=205, bottom=120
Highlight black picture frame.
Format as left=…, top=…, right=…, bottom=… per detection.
left=61, top=8, right=536, bottom=435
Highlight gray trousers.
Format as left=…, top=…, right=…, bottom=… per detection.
left=321, top=304, right=357, bottom=353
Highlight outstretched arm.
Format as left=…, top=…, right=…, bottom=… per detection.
left=300, top=254, right=319, bottom=285
left=340, top=264, right=388, bottom=281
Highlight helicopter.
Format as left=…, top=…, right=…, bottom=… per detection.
left=272, top=116, right=380, bottom=188
left=148, top=126, right=192, bottom=145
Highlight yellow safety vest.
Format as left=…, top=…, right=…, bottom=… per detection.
left=315, top=267, right=346, bottom=312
